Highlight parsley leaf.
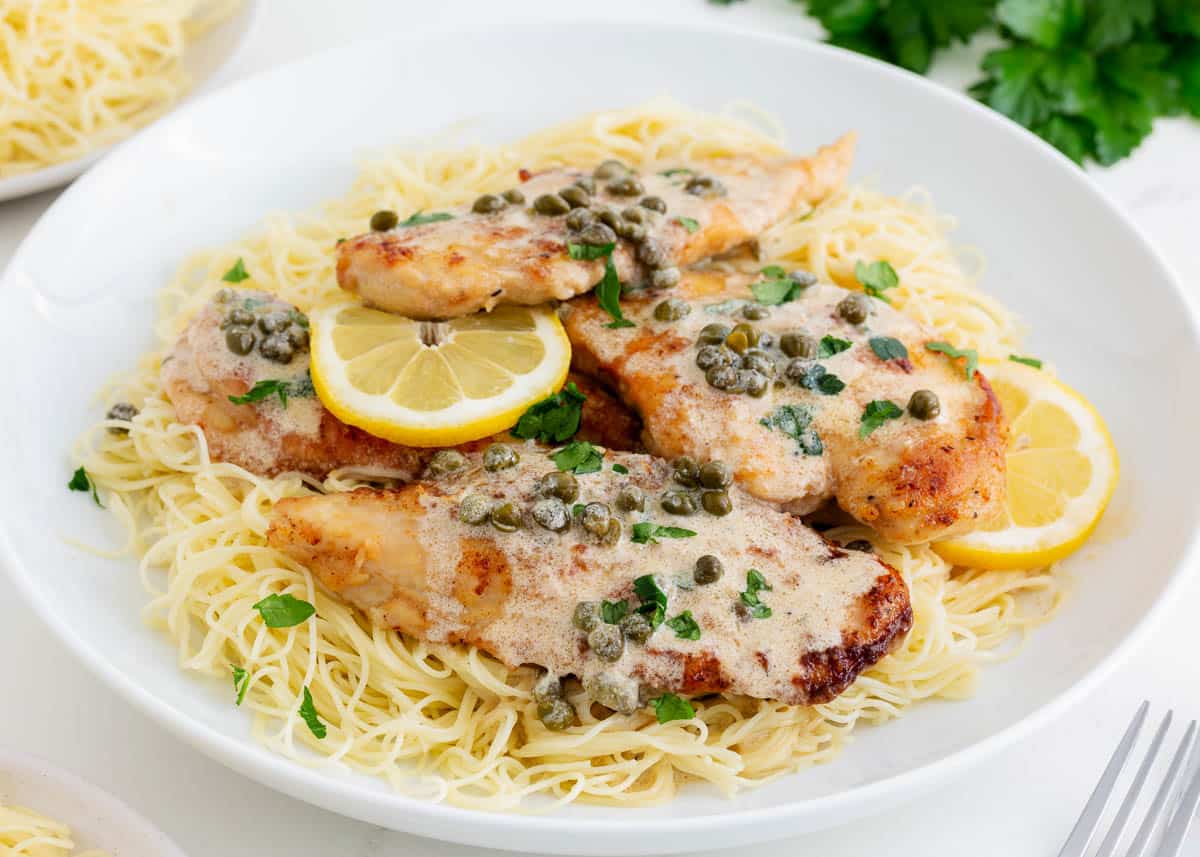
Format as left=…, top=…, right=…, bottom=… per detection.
left=553, top=440, right=604, bottom=474
left=855, top=259, right=899, bottom=302
left=869, top=336, right=909, bottom=361
left=859, top=399, right=905, bottom=438
left=228, top=379, right=291, bottom=408
left=221, top=258, right=250, bottom=283
left=818, top=335, right=852, bottom=358
left=926, top=341, right=980, bottom=380
left=568, top=241, right=615, bottom=261
left=652, top=693, right=696, bottom=723
left=231, top=665, right=249, bottom=706
left=666, top=610, right=701, bottom=640
left=612, top=463, right=629, bottom=474
left=760, top=404, right=824, bottom=456
left=67, top=466, right=102, bottom=507
left=596, top=255, right=635, bottom=329
left=675, top=216, right=700, bottom=233
left=1009, top=353, right=1043, bottom=368
left=601, top=599, right=629, bottom=624
left=634, top=574, right=669, bottom=628
left=512, top=382, right=586, bottom=443
left=299, top=686, right=326, bottom=739
left=738, top=569, right=774, bottom=619
left=398, top=210, right=453, bottom=227
left=252, top=593, right=316, bottom=628
left=631, top=523, right=697, bottom=545
left=751, top=266, right=810, bottom=306
left=794, top=363, right=846, bottom=395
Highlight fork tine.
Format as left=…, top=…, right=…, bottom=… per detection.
left=1093, top=710, right=1173, bottom=857
left=1158, top=725, right=1200, bottom=857
left=1126, top=720, right=1197, bottom=857
left=1056, top=701, right=1149, bottom=857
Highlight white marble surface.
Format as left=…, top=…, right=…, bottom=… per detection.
left=1, top=1, right=1198, bottom=855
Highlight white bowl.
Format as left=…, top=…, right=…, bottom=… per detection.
left=0, top=0, right=260, bottom=203
left=0, top=749, right=187, bottom=857
left=0, top=18, right=1197, bottom=857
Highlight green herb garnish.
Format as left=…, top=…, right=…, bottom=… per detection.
left=652, top=692, right=696, bottom=724
left=221, top=258, right=250, bottom=283
left=552, top=440, right=604, bottom=474
left=751, top=266, right=807, bottom=306
left=612, top=463, right=629, bottom=475
left=666, top=610, right=701, bottom=640
left=601, top=599, right=630, bottom=624
left=869, top=336, right=909, bottom=361
left=67, top=466, right=102, bottom=507
left=398, top=210, right=454, bottom=227
left=760, top=404, right=824, bottom=456
left=596, top=255, right=635, bottom=329
left=252, top=593, right=316, bottom=628
left=855, top=260, right=899, bottom=302
left=231, top=665, right=249, bottom=706
left=1009, top=353, right=1043, bottom=369
left=634, top=573, right=669, bottom=627
left=512, top=382, right=586, bottom=443
left=568, top=241, right=616, bottom=261
left=675, top=216, right=700, bottom=233
left=659, top=168, right=696, bottom=178
left=926, top=341, right=980, bottom=380
left=631, top=523, right=697, bottom=545
left=794, top=363, right=845, bottom=395
left=739, top=569, right=773, bottom=619
left=228, top=379, right=291, bottom=408
left=859, top=399, right=905, bottom=438
left=289, top=310, right=309, bottom=329
left=818, top=335, right=852, bottom=358
left=299, top=686, right=326, bottom=739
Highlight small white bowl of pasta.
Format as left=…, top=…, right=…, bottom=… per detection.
left=0, top=0, right=259, bottom=203
left=0, top=750, right=187, bottom=857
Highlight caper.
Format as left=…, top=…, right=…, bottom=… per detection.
left=532, top=497, right=571, bottom=532
left=908, top=389, right=941, bottom=420
left=483, top=443, right=519, bottom=471
left=650, top=267, right=681, bottom=289
left=741, top=370, right=769, bottom=398
left=259, top=333, right=295, bottom=363
left=701, top=490, right=733, bottom=516
left=724, top=330, right=748, bottom=354
left=591, top=205, right=621, bottom=229
left=369, top=209, right=398, bottom=231
left=636, top=237, right=669, bottom=268
left=533, top=193, right=571, bottom=216
left=790, top=269, right=819, bottom=288
left=740, top=351, right=775, bottom=376
left=619, top=612, right=653, bottom=644
left=560, top=185, right=591, bottom=209
left=573, top=601, right=602, bottom=632
left=221, top=308, right=254, bottom=328
left=730, top=323, right=759, bottom=349
left=490, top=501, right=523, bottom=532
left=587, top=624, right=625, bottom=662
left=706, top=364, right=739, bottom=391
left=214, top=288, right=234, bottom=303
left=532, top=671, right=563, bottom=704
left=573, top=176, right=597, bottom=195
left=673, top=456, right=699, bottom=487
left=785, top=358, right=813, bottom=383
left=607, top=176, right=644, bottom=196
left=697, top=323, right=731, bottom=346
left=615, top=484, right=645, bottom=512
left=695, top=344, right=732, bottom=370
left=661, top=490, right=697, bottom=515
left=578, top=222, right=617, bottom=247
left=224, top=326, right=256, bottom=355
left=580, top=502, right=613, bottom=537
left=428, top=449, right=467, bottom=477
left=685, top=175, right=726, bottom=197
left=620, top=206, right=645, bottom=224
left=639, top=195, right=667, bottom=213
left=258, top=311, right=292, bottom=334
left=472, top=193, right=507, bottom=214
left=615, top=220, right=646, bottom=242
left=537, top=698, right=575, bottom=731
left=584, top=671, right=639, bottom=714
left=502, top=188, right=526, bottom=204
left=459, top=494, right=492, bottom=525
left=286, top=325, right=310, bottom=351
left=538, top=471, right=579, bottom=504
left=600, top=518, right=621, bottom=546
left=742, top=304, right=771, bottom=320
left=593, top=159, right=627, bottom=180
left=565, top=207, right=595, bottom=231
left=654, top=298, right=691, bottom=322
left=694, top=554, right=724, bottom=585
left=844, top=539, right=874, bottom=552
left=781, top=331, right=819, bottom=359
left=838, top=293, right=871, bottom=325
left=698, top=460, right=732, bottom=489
left=105, top=402, right=138, bottom=435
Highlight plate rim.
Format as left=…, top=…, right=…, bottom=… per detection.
left=2, top=15, right=1199, bottom=852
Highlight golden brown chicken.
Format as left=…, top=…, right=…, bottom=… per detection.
left=335, top=135, right=855, bottom=319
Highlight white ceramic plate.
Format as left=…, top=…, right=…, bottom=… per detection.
left=1, top=19, right=1197, bottom=857
left=0, top=0, right=260, bottom=203
left=0, top=749, right=187, bottom=857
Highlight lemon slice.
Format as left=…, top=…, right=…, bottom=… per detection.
left=309, top=301, right=571, bottom=447
left=932, top=360, right=1119, bottom=570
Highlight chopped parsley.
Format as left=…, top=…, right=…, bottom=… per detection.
left=869, top=336, right=909, bottom=361
left=652, top=692, right=696, bottom=724
left=739, top=569, right=773, bottom=619
left=568, top=241, right=615, bottom=261
left=221, top=257, right=250, bottom=283
left=926, top=341, right=980, bottom=380
left=512, top=382, right=586, bottom=443
left=634, top=574, right=669, bottom=628
left=398, top=210, right=453, bottom=227
left=855, top=259, right=899, bottom=302
left=228, top=379, right=292, bottom=408
left=231, top=665, right=249, bottom=706
left=596, top=255, right=635, bottom=329
left=612, top=463, right=629, bottom=475
left=666, top=610, right=701, bottom=640
left=760, top=404, right=823, bottom=456
left=252, top=593, right=316, bottom=628
left=751, top=265, right=807, bottom=306
left=630, top=523, right=697, bottom=545
left=818, top=334, right=853, bottom=358
left=675, top=216, right=701, bottom=233
left=1009, top=354, right=1043, bottom=369
left=552, top=440, right=604, bottom=474
left=67, top=466, right=102, bottom=507
left=794, top=363, right=845, bottom=395
left=299, top=686, right=326, bottom=739
left=659, top=168, right=696, bottom=178
left=601, top=599, right=629, bottom=624
left=859, top=399, right=904, bottom=438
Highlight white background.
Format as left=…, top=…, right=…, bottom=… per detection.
left=2, top=1, right=1199, bottom=854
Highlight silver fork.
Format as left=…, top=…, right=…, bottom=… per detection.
left=1058, top=701, right=1200, bottom=857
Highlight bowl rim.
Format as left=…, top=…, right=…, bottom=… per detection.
left=2, top=13, right=1198, bottom=851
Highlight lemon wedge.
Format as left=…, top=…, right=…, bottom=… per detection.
left=932, top=360, right=1119, bottom=570
left=309, top=301, right=571, bottom=447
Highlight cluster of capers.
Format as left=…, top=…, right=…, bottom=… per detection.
left=573, top=601, right=651, bottom=665
left=217, top=298, right=309, bottom=364
left=469, top=188, right=526, bottom=214
left=694, top=321, right=777, bottom=397
left=660, top=457, right=734, bottom=517
left=531, top=672, right=576, bottom=731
